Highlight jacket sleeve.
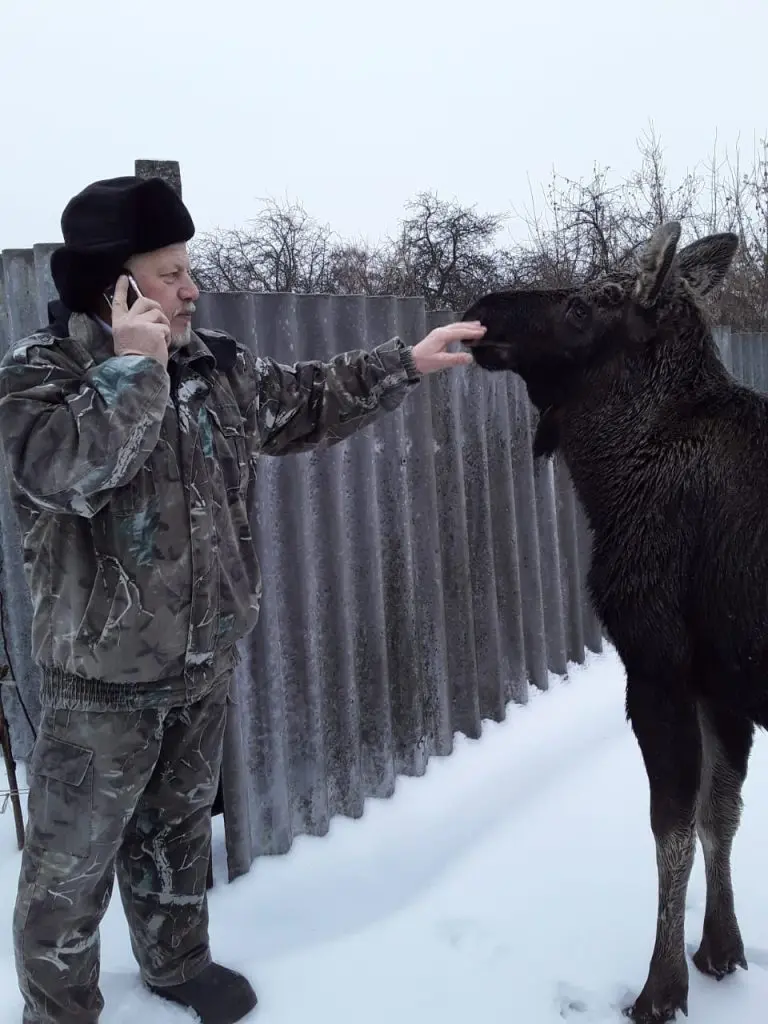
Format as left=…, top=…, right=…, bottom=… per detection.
left=241, top=336, right=422, bottom=456
left=0, top=335, right=170, bottom=517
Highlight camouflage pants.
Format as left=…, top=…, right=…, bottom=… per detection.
left=13, top=677, right=230, bottom=1024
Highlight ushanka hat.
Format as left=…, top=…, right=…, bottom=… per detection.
left=50, top=175, right=195, bottom=312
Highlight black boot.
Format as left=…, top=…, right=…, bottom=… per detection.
left=147, top=963, right=258, bottom=1023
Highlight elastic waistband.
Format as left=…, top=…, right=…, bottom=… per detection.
left=39, top=648, right=239, bottom=712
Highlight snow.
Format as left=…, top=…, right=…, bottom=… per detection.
left=2, top=645, right=768, bottom=1023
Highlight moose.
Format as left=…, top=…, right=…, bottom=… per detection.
left=462, top=223, right=763, bottom=1023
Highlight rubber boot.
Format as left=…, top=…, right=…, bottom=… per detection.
left=147, top=963, right=258, bottom=1023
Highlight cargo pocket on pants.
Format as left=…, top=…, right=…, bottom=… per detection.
left=27, top=733, right=94, bottom=859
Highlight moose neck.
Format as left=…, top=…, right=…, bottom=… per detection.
left=550, top=325, right=729, bottom=532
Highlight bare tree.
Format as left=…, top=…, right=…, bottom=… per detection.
left=191, top=198, right=336, bottom=293
left=381, top=191, right=513, bottom=310
left=514, top=126, right=704, bottom=284
left=188, top=127, right=768, bottom=331
left=324, top=239, right=391, bottom=296
left=712, top=137, right=768, bottom=330
left=509, top=125, right=768, bottom=330
left=191, top=191, right=513, bottom=310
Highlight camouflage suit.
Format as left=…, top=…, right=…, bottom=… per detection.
left=0, top=308, right=421, bottom=1023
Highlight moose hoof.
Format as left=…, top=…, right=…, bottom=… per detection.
left=623, top=999, right=687, bottom=1023
left=692, top=937, right=748, bottom=981
left=623, top=974, right=688, bottom=1023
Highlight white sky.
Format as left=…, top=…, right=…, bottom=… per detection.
left=1, top=0, right=765, bottom=251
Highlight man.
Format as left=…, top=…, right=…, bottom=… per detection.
left=0, top=175, right=486, bottom=1024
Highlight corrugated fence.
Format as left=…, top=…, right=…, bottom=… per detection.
left=1, top=242, right=766, bottom=882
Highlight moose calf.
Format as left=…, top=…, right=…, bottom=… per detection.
left=463, top=223, right=762, bottom=1023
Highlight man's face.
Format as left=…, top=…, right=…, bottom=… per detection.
left=126, top=242, right=200, bottom=349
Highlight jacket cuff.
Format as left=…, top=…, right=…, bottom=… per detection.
left=398, top=344, right=421, bottom=382
left=372, top=336, right=422, bottom=385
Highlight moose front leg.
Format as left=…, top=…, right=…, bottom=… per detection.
left=625, top=679, right=702, bottom=1024
left=692, top=700, right=752, bottom=980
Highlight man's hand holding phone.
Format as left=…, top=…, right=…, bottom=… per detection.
left=111, top=275, right=171, bottom=369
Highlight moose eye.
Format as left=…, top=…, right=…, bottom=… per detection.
left=568, top=299, right=590, bottom=324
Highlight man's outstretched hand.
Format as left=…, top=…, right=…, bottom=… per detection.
left=411, top=321, right=486, bottom=375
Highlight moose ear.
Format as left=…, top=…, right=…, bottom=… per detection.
left=598, top=282, right=625, bottom=306
left=675, top=232, right=739, bottom=297
left=633, top=221, right=682, bottom=308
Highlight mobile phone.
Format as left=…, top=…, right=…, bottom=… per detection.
left=104, top=273, right=143, bottom=310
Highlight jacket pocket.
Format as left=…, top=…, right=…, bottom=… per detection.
left=27, top=733, right=94, bottom=858
left=207, top=403, right=248, bottom=499
left=107, top=464, right=158, bottom=518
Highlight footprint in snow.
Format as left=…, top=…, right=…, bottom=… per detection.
left=436, top=917, right=510, bottom=963
left=556, top=981, right=637, bottom=1022
left=556, top=982, right=590, bottom=1017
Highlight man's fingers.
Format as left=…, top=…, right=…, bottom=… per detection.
left=446, top=320, right=485, bottom=333
left=130, top=296, right=165, bottom=318
left=452, top=323, right=486, bottom=340
left=111, top=274, right=129, bottom=311
left=124, top=300, right=171, bottom=330
left=142, top=307, right=171, bottom=328
left=436, top=322, right=486, bottom=347
left=429, top=351, right=473, bottom=367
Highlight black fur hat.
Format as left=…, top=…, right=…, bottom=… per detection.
left=50, top=175, right=195, bottom=313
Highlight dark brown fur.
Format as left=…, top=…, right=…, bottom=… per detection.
left=462, top=224, right=762, bottom=1023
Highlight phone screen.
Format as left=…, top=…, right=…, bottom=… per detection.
left=104, top=273, right=142, bottom=310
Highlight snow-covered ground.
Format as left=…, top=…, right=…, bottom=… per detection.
left=2, top=645, right=768, bottom=1023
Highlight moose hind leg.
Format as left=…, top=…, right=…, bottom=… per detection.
left=625, top=680, right=701, bottom=1024
left=692, top=700, right=753, bottom=980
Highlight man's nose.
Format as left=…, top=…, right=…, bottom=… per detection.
left=179, top=275, right=200, bottom=302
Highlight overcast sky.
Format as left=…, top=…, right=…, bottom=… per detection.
left=1, top=0, right=765, bottom=251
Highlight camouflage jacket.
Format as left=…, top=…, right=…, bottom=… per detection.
left=0, top=310, right=421, bottom=710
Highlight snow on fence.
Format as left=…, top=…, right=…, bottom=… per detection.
left=1, top=163, right=765, bottom=882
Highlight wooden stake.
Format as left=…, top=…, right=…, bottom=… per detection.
left=0, top=668, right=25, bottom=850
